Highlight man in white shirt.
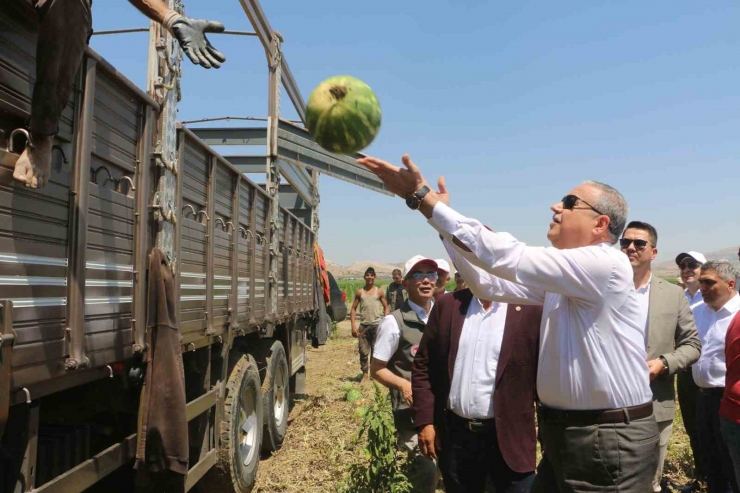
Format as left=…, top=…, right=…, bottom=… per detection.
left=620, top=222, right=701, bottom=492
left=692, top=261, right=740, bottom=493
left=676, top=250, right=708, bottom=488
left=357, top=153, right=659, bottom=492
left=412, top=282, right=542, bottom=493
left=371, top=255, right=438, bottom=492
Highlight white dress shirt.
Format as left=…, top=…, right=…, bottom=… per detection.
left=692, top=294, right=740, bottom=389
left=684, top=289, right=704, bottom=312
left=432, top=202, right=653, bottom=411
left=373, top=300, right=432, bottom=362
left=636, top=275, right=652, bottom=345
left=447, top=297, right=507, bottom=419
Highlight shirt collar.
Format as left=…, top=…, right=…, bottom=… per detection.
left=636, top=273, right=653, bottom=294
left=716, top=294, right=740, bottom=317
left=684, top=288, right=702, bottom=301
left=408, top=299, right=433, bottom=320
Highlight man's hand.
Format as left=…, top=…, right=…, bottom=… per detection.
left=351, top=325, right=359, bottom=338
left=356, top=154, right=450, bottom=207
left=398, top=379, right=413, bottom=406
left=171, top=17, right=227, bottom=69
left=418, top=424, right=441, bottom=460
left=647, top=359, right=666, bottom=381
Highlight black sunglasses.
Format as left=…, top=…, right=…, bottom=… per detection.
left=680, top=260, right=701, bottom=270
left=561, top=194, right=604, bottom=216
left=619, top=238, right=651, bottom=250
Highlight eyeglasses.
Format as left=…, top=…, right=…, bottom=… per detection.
left=561, top=194, right=604, bottom=216
left=619, top=238, right=651, bottom=250
left=680, top=261, right=701, bottom=270
left=410, top=272, right=438, bottom=282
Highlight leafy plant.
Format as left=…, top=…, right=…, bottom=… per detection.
left=331, top=320, right=339, bottom=339
left=342, top=383, right=411, bottom=493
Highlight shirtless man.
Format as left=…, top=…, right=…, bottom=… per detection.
left=15, top=0, right=226, bottom=189
left=350, top=267, right=389, bottom=382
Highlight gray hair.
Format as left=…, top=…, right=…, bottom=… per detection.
left=701, top=260, right=739, bottom=282
left=582, top=181, right=628, bottom=244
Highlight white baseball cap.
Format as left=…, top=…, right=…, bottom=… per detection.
left=675, top=251, right=707, bottom=266
left=403, top=255, right=438, bottom=278
left=435, top=258, right=451, bottom=274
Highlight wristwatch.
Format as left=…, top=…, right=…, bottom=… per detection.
left=659, top=356, right=669, bottom=375
left=405, top=185, right=431, bottom=210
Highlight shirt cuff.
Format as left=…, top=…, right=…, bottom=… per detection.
left=428, top=202, right=468, bottom=237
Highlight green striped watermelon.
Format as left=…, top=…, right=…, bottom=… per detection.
left=306, top=75, right=381, bottom=155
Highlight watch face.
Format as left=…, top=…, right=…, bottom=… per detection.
left=406, top=195, right=419, bottom=210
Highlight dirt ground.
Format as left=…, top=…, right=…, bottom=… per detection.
left=253, top=320, right=369, bottom=492
left=250, top=319, right=701, bottom=493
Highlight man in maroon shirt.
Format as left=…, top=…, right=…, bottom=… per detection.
left=721, top=311, right=740, bottom=482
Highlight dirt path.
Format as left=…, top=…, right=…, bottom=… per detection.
left=254, top=320, right=368, bottom=492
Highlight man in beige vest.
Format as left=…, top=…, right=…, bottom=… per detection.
left=350, top=267, right=389, bottom=382
left=620, top=221, right=701, bottom=492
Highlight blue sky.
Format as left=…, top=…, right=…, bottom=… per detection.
left=91, top=1, right=740, bottom=266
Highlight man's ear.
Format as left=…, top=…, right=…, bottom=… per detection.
left=651, top=247, right=658, bottom=261
left=594, top=215, right=611, bottom=238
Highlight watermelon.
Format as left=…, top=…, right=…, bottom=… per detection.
left=345, top=389, right=363, bottom=403
left=306, top=75, right=381, bottom=155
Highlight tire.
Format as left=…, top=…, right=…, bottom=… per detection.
left=260, top=340, right=289, bottom=454
left=197, top=354, right=263, bottom=493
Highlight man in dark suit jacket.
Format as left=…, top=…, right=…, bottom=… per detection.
left=412, top=288, right=543, bottom=493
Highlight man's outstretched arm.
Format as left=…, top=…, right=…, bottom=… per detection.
left=127, top=0, right=227, bottom=69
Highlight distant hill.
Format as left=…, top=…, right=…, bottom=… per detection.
left=326, top=260, right=403, bottom=278
left=653, top=246, right=739, bottom=281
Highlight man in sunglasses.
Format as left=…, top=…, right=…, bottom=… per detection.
left=371, top=255, right=440, bottom=492
left=620, top=222, right=701, bottom=493
left=676, top=251, right=709, bottom=489
left=357, top=154, right=658, bottom=492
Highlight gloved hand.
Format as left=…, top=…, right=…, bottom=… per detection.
left=171, top=16, right=227, bottom=69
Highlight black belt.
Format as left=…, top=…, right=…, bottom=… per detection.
left=699, top=387, right=725, bottom=397
left=446, top=410, right=496, bottom=433
left=538, top=402, right=653, bottom=425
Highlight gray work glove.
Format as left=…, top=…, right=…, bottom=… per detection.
left=171, top=16, right=227, bottom=69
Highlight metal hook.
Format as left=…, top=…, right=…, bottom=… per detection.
left=187, top=343, right=196, bottom=352
left=239, top=227, right=254, bottom=240
left=182, top=204, right=197, bottom=218
left=52, top=145, right=69, bottom=164
left=91, top=165, right=112, bottom=185
left=196, top=209, right=209, bottom=222
left=9, top=129, right=34, bottom=153
left=105, top=365, right=114, bottom=378
left=215, top=218, right=233, bottom=232
left=117, top=176, right=136, bottom=193
left=20, top=387, right=31, bottom=404
left=255, top=233, right=264, bottom=244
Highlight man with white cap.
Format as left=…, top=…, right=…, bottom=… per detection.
left=371, top=255, right=439, bottom=492
left=434, top=258, right=452, bottom=299
left=678, top=251, right=708, bottom=310
left=676, top=250, right=708, bottom=489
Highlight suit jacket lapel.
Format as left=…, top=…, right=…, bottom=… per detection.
left=496, top=303, right=522, bottom=387
left=449, top=291, right=472, bottom=383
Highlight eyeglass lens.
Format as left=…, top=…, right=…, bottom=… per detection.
left=619, top=239, right=649, bottom=249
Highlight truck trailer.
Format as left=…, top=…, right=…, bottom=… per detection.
left=0, top=0, right=389, bottom=491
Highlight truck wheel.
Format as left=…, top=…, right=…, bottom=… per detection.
left=260, top=340, right=289, bottom=454
left=198, top=354, right=262, bottom=493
